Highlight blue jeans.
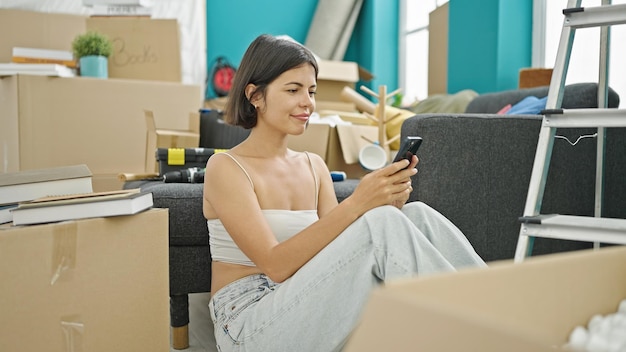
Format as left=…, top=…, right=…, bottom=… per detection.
left=209, top=202, right=486, bottom=352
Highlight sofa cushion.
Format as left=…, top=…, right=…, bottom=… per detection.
left=401, top=113, right=626, bottom=262
left=465, top=83, right=620, bottom=114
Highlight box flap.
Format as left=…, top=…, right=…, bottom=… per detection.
left=287, top=123, right=331, bottom=161
left=336, top=124, right=379, bottom=164
left=345, top=246, right=626, bottom=351
left=317, top=59, right=359, bottom=83
left=144, top=110, right=200, bottom=173
left=358, top=66, right=374, bottom=81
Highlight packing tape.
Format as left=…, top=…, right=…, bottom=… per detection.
left=60, top=315, right=84, bottom=352
left=51, top=222, right=77, bottom=286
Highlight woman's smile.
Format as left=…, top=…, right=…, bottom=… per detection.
left=291, top=112, right=310, bottom=123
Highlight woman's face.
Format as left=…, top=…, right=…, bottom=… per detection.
left=255, top=63, right=317, bottom=135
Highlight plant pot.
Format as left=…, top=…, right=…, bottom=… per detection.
left=79, top=55, right=108, bottom=79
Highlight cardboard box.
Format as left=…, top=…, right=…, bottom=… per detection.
left=344, top=246, right=626, bottom=352
left=428, top=3, right=448, bottom=96
left=287, top=123, right=379, bottom=179
left=0, top=9, right=86, bottom=63
left=86, top=17, right=182, bottom=82
left=0, top=10, right=182, bottom=83
left=144, top=110, right=200, bottom=173
left=318, top=110, right=373, bottom=126
left=315, top=100, right=357, bottom=113
left=0, top=208, right=170, bottom=352
left=0, top=75, right=202, bottom=188
left=317, top=59, right=372, bottom=102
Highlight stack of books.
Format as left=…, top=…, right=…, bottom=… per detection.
left=11, top=47, right=76, bottom=68
left=11, top=188, right=154, bottom=226
left=1, top=165, right=153, bottom=226
left=1, top=47, right=77, bottom=77
left=0, top=63, right=76, bottom=77
left=0, top=165, right=93, bottom=224
left=83, top=0, right=153, bottom=17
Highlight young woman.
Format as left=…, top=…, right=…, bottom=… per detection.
left=203, top=34, right=486, bottom=352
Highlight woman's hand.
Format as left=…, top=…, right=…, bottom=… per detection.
left=347, top=154, right=419, bottom=213
left=390, top=154, right=418, bottom=209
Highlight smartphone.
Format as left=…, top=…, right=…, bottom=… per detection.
left=392, top=136, right=423, bottom=165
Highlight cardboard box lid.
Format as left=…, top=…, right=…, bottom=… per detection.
left=317, top=59, right=373, bottom=83
left=317, top=59, right=358, bottom=83
left=0, top=9, right=86, bottom=62
left=336, top=124, right=378, bottom=164
left=344, top=246, right=626, bottom=351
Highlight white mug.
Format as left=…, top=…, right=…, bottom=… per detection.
left=359, top=143, right=387, bottom=171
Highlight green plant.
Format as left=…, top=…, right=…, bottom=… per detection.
left=72, top=31, right=113, bottom=59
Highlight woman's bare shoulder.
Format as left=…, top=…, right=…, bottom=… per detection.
left=204, top=152, right=245, bottom=182
left=298, top=150, right=325, bottom=166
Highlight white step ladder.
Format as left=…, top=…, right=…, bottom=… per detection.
left=514, top=0, right=626, bottom=263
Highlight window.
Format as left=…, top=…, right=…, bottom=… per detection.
left=399, top=0, right=448, bottom=105
left=400, top=0, right=625, bottom=107
left=537, top=0, right=626, bottom=106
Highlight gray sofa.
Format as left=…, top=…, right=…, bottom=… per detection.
left=401, top=82, right=626, bottom=262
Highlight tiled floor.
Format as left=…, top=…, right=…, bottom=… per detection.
left=170, top=292, right=217, bottom=352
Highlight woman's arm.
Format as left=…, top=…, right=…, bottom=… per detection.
left=203, top=153, right=417, bottom=283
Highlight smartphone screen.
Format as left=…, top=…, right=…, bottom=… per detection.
left=393, top=136, right=423, bottom=164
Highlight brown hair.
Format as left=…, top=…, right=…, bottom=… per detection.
left=224, top=34, right=318, bottom=129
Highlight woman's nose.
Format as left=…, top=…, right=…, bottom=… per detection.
left=301, top=91, right=314, bottom=107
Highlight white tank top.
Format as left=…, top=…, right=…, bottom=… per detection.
left=207, top=152, right=319, bottom=266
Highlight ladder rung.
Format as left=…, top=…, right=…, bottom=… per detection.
left=541, top=108, right=626, bottom=128
left=520, top=214, right=626, bottom=245
left=565, top=4, right=626, bottom=28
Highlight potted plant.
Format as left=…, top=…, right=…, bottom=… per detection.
left=72, top=31, right=113, bottom=79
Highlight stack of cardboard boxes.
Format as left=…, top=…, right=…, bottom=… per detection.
left=1, top=7, right=383, bottom=182
left=0, top=9, right=190, bottom=351
left=0, top=9, right=203, bottom=192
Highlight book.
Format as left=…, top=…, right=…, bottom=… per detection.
left=12, top=47, right=77, bottom=68
left=0, top=164, right=93, bottom=206
left=83, top=0, right=153, bottom=6
left=0, top=204, right=18, bottom=224
left=0, top=63, right=76, bottom=77
left=91, top=4, right=152, bottom=17
left=11, top=189, right=154, bottom=226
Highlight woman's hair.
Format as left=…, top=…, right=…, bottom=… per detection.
left=225, top=34, right=319, bottom=129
